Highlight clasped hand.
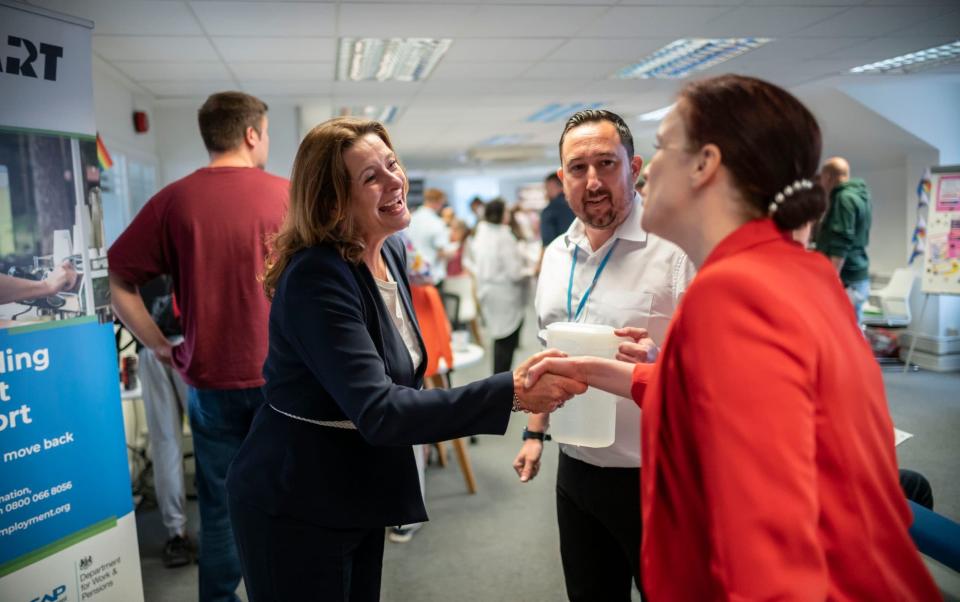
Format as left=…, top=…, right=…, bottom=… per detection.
left=512, top=350, right=587, bottom=414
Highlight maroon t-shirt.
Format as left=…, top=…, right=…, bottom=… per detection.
left=109, top=167, right=288, bottom=389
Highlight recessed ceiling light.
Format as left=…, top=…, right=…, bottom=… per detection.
left=526, top=102, right=604, bottom=123
left=614, top=38, right=771, bottom=80
left=849, top=40, right=960, bottom=74
left=337, top=38, right=452, bottom=82
left=637, top=104, right=675, bottom=122
left=338, top=105, right=399, bottom=124
left=478, top=134, right=533, bottom=146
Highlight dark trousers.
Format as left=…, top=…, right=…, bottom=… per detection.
left=900, top=469, right=934, bottom=510
left=492, top=321, right=523, bottom=374
left=228, top=498, right=386, bottom=602
left=557, top=452, right=642, bottom=602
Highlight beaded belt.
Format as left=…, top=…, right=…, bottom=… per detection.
left=269, top=404, right=357, bottom=430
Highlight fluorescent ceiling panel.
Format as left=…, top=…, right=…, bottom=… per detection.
left=614, top=38, right=771, bottom=80
left=337, top=38, right=452, bottom=82
left=478, top=134, right=533, bottom=146
left=637, top=104, right=674, bottom=122
left=338, top=105, right=400, bottom=124
left=849, top=40, right=960, bottom=74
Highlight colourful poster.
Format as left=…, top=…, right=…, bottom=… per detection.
left=935, top=174, right=960, bottom=212
left=0, top=319, right=142, bottom=601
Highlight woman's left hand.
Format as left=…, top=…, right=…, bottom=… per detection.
left=614, top=327, right=659, bottom=364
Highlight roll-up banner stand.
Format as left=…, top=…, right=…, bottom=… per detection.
left=0, top=2, right=144, bottom=601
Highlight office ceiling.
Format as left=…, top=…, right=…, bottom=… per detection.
left=23, top=0, right=960, bottom=168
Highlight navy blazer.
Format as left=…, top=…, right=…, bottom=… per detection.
left=227, top=235, right=513, bottom=528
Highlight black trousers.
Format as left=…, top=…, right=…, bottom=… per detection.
left=556, top=452, right=642, bottom=602
left=228, top=497, right=385, bottom=602
left=492, top=320, right=523, bottom=374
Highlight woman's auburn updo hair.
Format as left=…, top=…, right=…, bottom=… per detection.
left=262, top=117, right=400, bottom=299
left=677, top=74, right=826, bottom=231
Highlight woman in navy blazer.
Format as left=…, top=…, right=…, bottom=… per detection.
left=226, top=117, right=584, bottom=602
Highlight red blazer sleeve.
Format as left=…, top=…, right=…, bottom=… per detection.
left=676, top=271, right=827, bottom=599
left=630, top=362, right=654, bottom=407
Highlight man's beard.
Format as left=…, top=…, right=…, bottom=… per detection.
left=581, top=190, right=619, bottom=229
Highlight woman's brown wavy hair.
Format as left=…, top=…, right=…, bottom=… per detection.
left=262, top=117, right=399, bottom=299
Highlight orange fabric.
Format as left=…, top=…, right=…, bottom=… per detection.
left=410, top=284, right=453, bottom=378
left=633, top=219, right=939, bottom=601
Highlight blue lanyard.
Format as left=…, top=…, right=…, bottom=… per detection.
left=567, top=239, right=619, bottom=322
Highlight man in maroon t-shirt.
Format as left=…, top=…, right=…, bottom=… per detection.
left=108, top=91, right=288, bottom=602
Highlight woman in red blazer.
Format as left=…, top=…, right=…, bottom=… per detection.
left=525, top=75, right=939, bottom=600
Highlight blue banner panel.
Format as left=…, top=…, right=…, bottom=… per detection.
left=0, top=319, right=131, bottom=568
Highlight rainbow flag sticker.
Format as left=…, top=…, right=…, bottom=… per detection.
left=96, top=133, right=113, bottom=170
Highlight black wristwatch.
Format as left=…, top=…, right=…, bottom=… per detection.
left=522, top=427, right=551, bottom=442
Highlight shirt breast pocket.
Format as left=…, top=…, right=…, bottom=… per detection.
left=593, top=291, right=654, bottom=330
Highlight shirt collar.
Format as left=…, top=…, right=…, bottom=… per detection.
left=564, top=192, right=648, bottom=253
left=701, top=218, right=793, bottom=270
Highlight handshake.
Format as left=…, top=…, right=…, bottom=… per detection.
left=510, top=326, right=656, bottom=415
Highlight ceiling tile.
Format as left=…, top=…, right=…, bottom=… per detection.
left=141, top=80, right=236, bottom=98
left=797, top=6, right=952, bottom=37
left=213, top=37, right=337, bottom=62
left=706, top=6, right=850, bottom=37
left=93, top=36, right=219, bottom=62
left=338, top=3, right=478, bottom=37
left=545, top=38, right=672, bottom=62
left=111, top=61, right=232, bottom=82
left=465, top=5, right=610, bottom=38
left=577, top=6, right=732, bottom=38
left=241, top=80, right=334, bottom=97
left=817, top=37, right=959, bottom=62
left=429, top=61, right=536, bottom=80
left=229, top=62, right=334, bottom=81
left=443, top=38, right=566, bottom=62
left=27, top=0, right=203, bottom=35
left=191, top=2, right=336, bottom=36
left=332, top=81, right=425, bottom=103
left=523, top=61, right=625, bottom=80
left=887, top=8, right=960, bottom=38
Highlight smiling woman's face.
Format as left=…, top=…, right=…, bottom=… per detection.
left=344, top=133, right=410, bottom=244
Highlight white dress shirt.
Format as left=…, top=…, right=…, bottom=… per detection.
left=407, top=206, right=451, bottom=283
left=535, top=193, right=694, bottom=467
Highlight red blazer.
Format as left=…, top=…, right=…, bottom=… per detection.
left=631, top=219, right=939, bottom=601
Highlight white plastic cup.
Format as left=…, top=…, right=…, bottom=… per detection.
left=544, top=322, right=623, bottom=448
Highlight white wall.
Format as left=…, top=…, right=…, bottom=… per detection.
left=842, top=76, right=960, bottom=165
left=92, top=58, right=157, bottom=164
left=859, top=165, right=907, bottom=277
left=153, top=101, right=300, bottom=186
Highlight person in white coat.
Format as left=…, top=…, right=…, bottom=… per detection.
left=466, top=198, right=531, bottom=373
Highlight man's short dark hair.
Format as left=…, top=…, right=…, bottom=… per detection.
left=198, top=91, right=268, bottom=153
left=545, top=172, right=561, bottom=186
left=558, top=109, right=634, bottom=161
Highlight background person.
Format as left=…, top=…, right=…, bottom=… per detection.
left=467, top=198, right=531, bottom=374
left=224, top=118, right=585, bottom=602
left=408, top=187, right=454, bottom=285
left=525, top=75, right=938, bottom=601
left=514, top=109, right=692, bottom=602
left=814, top=156, right=873, bottom=323
left=108, top=91, right=288, bottom=602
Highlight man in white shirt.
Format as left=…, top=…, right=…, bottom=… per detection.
left=407, top=188, right=452, bottom=284
left=513, top=109, right=693, bottom=601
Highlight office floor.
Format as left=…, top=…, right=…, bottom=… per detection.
left=135, top=313, right=960, bottom=601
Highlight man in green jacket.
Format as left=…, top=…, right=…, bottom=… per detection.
left=815, top=157, right=872, bottom=323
